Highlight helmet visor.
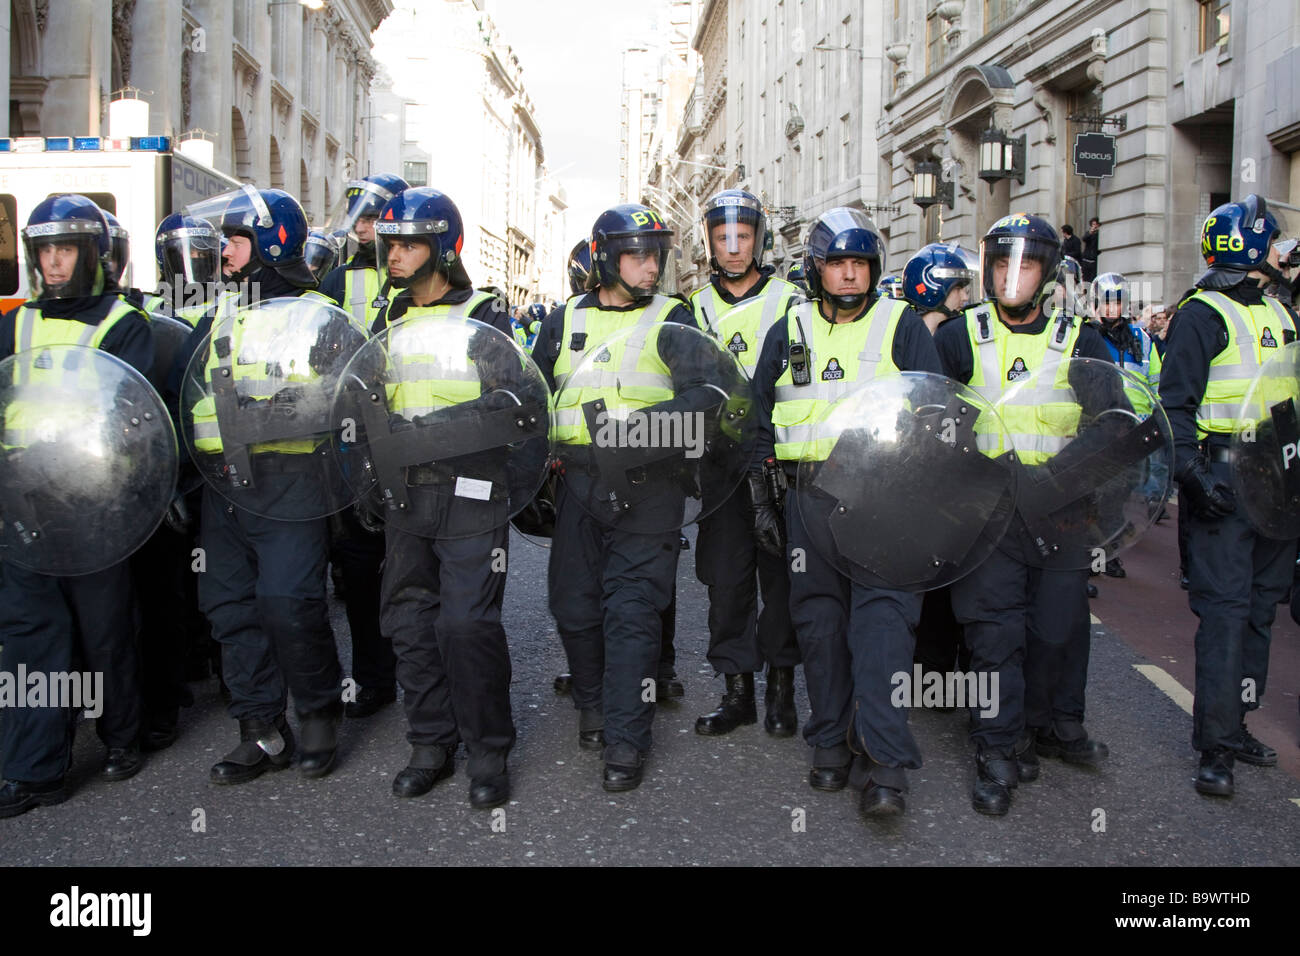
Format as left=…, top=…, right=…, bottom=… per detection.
left=158, top=224, right=222, bottom=290
left=327, top=179, right=401, bottom=241
left=21, top=220, right=104, bottom=300
left=701, top=196, right=766, bottom=272
left=184, top=184, right=273, bottom=237
left=303, top=234, right=341, bottom=281
left=981, top=235, right=1056, bottom=307
left=608, top=232, right=674, bottom=297
left=375, top=217, right=452, bottom=288
left=107, top=227, right=130, bottom=286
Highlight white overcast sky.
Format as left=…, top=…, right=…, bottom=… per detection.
left=481, top=0, right=663, bottom=243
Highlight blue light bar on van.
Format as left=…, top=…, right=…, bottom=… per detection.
left=0, top=135, right=173, bottom=153
left=131, top=136, right=170, bottom=152
left=44, top=137, right=72, bottom=151
left=74, top=137, right=102, bottom=150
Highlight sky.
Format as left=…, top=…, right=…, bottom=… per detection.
left=481, top=0, right=662, bottom=244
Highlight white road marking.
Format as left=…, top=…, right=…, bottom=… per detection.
left=1133, top=664, right=1194, bottom=716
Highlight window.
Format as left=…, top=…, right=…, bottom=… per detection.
left=840, top=114, right=852, bottom=183
left=1198, top=0, right=1230, bottom=53
left=985, top=0, right=1014, bottom=34
left=926, top=13, right=944, bottom=73
left=1064, top=90, right=1103, bottom=237
left=403, top=161, right=428, bottom=187
left=0, top=194, right=19, bottom=295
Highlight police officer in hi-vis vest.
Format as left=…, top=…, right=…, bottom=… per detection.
left=0, top=194, right=156, bottom=818
left=366, top=187, right=520, bottom=809
left=532, top=204, right=706, bottom=792
left=689, top=189, right=803, bottom=739
left=1159, top=195, right=1298, bottom=797
left=750, top=207, right=943, bottom=816
left=934, top=214, right=1115, bottom=816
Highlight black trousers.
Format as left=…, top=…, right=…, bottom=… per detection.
left=785, top=489, right=921, bottom=769
left=1023, top=567, right=1093, bottom=738
left=330, top=508, right=395, bottom=692
left=0, top=561, right=141, bottom=783
left=381, top=520, right=514, bottom=781
left=133, top=520, right=201, bottom=724
left=1186, top=462, right=1295, bottom=752
left=913, top=585, right=969, bottom=673
left=548, top=474, right=680, bottom=754
left=695, top=484, right=799, bottom=674
left=197, top=483, right=341, bottom=722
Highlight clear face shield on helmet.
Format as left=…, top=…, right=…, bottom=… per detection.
left=106, top=225, right=130, bottom=287
left=610, top=232, right=675, bottom=299
left=303, top=232, right=341, bottom=282
left=701, top=197, right=767, bottom=279
left=374, top=217, right=451, bottom=289
left=327, top=179, right=401, bottom=245
left=185, top=183, right=275, bottom=238
left=980, top=235, right=1054, bottom=312
left=158, top=223, right=223, bottom=290
left=22, top=220, right=105, bottom=300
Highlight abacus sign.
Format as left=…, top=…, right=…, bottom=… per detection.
left=1073, top=131, right=1117, bottom=179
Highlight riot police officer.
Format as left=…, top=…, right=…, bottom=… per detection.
left=1158, top=195, right=1298, bottom=796
left=689, top=189, right=803, bottom=739
left=304, top=229, right=343, bottom=284
left=175, top=185, right=348, bottom=784
left=785, top=259, right=809, bottom=296
left=153, top=214, right=233, bottom=326
left=934, top=214, right=1116, bottom=815
left=749, top=207, right=942, bottom=816
left=315, top=173, right=410, bottom=328
left=0, top=194, right=155, bottom=817
left=367, top=187, right=519, bottom=808
left=532, top=205, right=702, bottom=791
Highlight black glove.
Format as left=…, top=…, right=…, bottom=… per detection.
left=163, top=491, right=193, bottom=534
left=748, top=472, right=786, bottom=557
left=1175, top=454, right=1235, bottom=519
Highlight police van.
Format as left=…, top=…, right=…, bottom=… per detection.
left=0, top=135, right=239, bottom=313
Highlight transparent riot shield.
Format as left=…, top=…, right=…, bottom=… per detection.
left=996, top=357, right=1173, bottom=569
left=1231, top=341, right=1300, bottom=540
left=332, top=316, right=551, bottom=540
left=0, top=345, right=177, bottom=575
left=550, top=321, right=752, bottom=535
left=179, top=297, right=368, bottom=520
left=793, top=372, right=1018, bottom=591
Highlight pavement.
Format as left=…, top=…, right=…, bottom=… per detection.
left=2, top=505, right=1299, bottom=866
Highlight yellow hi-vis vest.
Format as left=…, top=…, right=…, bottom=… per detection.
left=1190, top=291, right=1298, bottom=438
left=384, top=289, right=497, bottom=419
left=550, top=294, right=679, bottom=445
left=962, top=302, right=1081, bottom=465
left=189, top=299, right=323, bottom=456
left=692, top=277, right=800, bottom=372
left=6, top=298, right=142, bottom=447
left=771, top=296, right=908, bottom=462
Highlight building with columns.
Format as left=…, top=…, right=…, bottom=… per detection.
left=877, top=0, right=1300, bottom=306
left=369, top=0, right=567, bottom=304
left=4, top=0, right=391, bottom=226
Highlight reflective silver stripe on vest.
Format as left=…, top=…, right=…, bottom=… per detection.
left=347, top=269, right=371, bottom=324
left=1196, top=291, right=1266, bottom=424
left=561, top=295, right=672, bottom=391
left=751, top=291, right=786, bottom=355
left=976, top=432, right=1069, bottom=455
left=772, top=300, right=893, bottom=404
left=972, top=309, right=1074, bottom=405
left=15, top=306, right=112, bottom=386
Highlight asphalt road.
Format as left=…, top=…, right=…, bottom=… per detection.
left=2, top=509, right=1299, bottom=866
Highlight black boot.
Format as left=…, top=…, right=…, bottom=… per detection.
left=1195, top=748, right=1234, bottom=797
left=1232, top=723, right=1277, bottom=767
left=694, top=673, right=757, bottom=736
left=298, top=701, right=343, bottom=779
left=972, top=749, right=1018, bottom=816
left=578, top=709, right=604, bottom=750
left=763, top=665, right=797, bottom=737
left=210, top=716, right=294, bottom=785
left=392, top=744, right=456, bottom=798
left=1014, top=729, right=1040, bottom=783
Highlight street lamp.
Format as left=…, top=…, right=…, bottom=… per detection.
left=978, top=124, right=1025, bottom=192
left=912, top=159, right=954, bottom=210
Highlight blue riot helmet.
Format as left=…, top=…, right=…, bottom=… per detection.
left=877, top=274, right=902, bottom=299
left=1054, top=255, right=1085, bottom=315
left=185, top=184, right=313, bottom=285
left=568, top=236, right=593, bottom=296
left=591, top=204, right=675, bottom=301
left=100, top=210, right=130, bottom=286
left=303, top=229, right=342, bottom=282
left=979, top=212, right=1062, bottom=319
left=901, top=243, right=979, bottom=318
left=700, top=189, right=768, bottom=280
left=374, top=187, right=471, bottom=290
left=22, top=193, right=111, bottom=300
left=526, top=302, right=547, bottom=326
left=1197, top=194, right=1290, bottom=290
left=329, top=172, right=410, bottom=243
left=155, top=214, right=222, bottom=290
left=803, top=207, right=885, bottom=312
left=785, top=258, right=807, bottom=292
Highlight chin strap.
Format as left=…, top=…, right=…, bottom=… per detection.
left=999, top=299, right=1036, bottom=320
